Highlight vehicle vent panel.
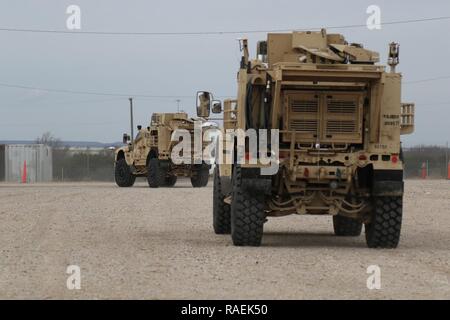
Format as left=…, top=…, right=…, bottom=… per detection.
left=283, top=92, right=363, bottom=144
left=291, top=100, right=319, bottom=113
left=327, top=100, right=357, bottom=114
left=326, top=120, right=356, bottom=133
left=290, top=119, right=318, bottom=133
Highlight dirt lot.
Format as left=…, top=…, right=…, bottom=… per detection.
left=0, top=179, right=449, bottom=299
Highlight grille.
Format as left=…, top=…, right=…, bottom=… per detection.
left=290, top=119, right=318, bottom=132
left=327, top=100, right=357, bottom=113
left=284, top=92, right=362, bottom=144
left=291, top=100, right=318, bottom=113
left=326, top=120, right=356, bottom=133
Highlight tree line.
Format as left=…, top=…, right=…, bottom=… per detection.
left=37, top=132, right=115, bottom=181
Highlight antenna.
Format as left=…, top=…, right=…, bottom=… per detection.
left=388, top=42, right=400, bottom=73
left=237, top=38, right=249, bottom=69
left=129, top=97, right=134, bottom=147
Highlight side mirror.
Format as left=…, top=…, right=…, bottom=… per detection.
left=122, top=133, right=130, bottom=144
left=256, top=41, right=268, bottom=62
left=211, top=100, right=222, bottom=114
left=196, top=91, right=212, bottom=118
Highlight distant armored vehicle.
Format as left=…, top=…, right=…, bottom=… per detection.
left=205, top=29, right=415, bottom=248
left=115, top=112, right=211, bottom=188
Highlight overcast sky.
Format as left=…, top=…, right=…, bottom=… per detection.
left=0, top=0, right=449, bottom=146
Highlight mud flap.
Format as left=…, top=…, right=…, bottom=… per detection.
left=220, top=176, right=232, bottom=196
left=222, top=167, right=272, bottom=196
left=372, top=170, right=403, bottom=196
left=372, top=181, right=404, bottom=196
left=241, top=168, right=271, bottom=195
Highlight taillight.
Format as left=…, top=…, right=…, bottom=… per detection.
left=391, top=154, right=399, bottom=164
left=359, top=154, right=367, bottom=161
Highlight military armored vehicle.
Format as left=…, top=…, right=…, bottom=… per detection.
left=114, top=112, right=211, bottom=188
left=204, top=29, right=415, bottom=248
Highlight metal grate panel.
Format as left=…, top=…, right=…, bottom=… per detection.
left=290, top=119, right=318, bottom=132
left=291, top=100, right=319, bottom=113
left=327, top=100, right=357, bottom=113
left=326, top=120, right=356, bottom=133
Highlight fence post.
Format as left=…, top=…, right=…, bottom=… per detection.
left=447, top=161, right=450, bottom=180
left=446, top=142, right=449, bottom=180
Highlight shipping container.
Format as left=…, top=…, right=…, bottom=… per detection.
left=0, top=144, right=52, bottom=183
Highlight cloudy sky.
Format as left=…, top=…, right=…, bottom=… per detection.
left=0, top=0, right=449, bottom=146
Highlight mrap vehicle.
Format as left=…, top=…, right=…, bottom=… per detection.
left=201, top=29, right=415, bottom=248
left=115, top=112, right=211, bottom=188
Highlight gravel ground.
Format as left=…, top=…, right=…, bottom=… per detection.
left=0, top=179, right=449, bottom=299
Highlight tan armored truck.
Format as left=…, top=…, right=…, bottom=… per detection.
left=114, top=112, right=211, bottom=188
left=203, top=29, right=415, bottom=248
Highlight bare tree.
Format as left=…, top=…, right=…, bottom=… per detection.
left=36, top=131, right=62, bottom=148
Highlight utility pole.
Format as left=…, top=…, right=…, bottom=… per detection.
left=129, top=98, right=134, bottom=147
left=446, top=141, right=449, bottom=179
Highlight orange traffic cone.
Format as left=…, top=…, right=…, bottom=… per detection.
left=421, top=162, right=427, bottom=179
left=447, top=162, right=450, bottom=180
left=21, top=160, right=27, bottom=183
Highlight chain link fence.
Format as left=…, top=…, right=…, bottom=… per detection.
left=52, top=148, right=115, bottom=181
left=403, top=145, right=449, bottom=179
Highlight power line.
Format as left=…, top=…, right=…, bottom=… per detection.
left=0, top=121, right=122, bottom=127
left=5, top=96, right=125, bottom=108
left=0, top=82, right=195, bottom=99
left=0, top=16, right=449, bottom=36
left=414, top=101, right=450, bottom=107
left=1, top=73, right=449, bottom=102
left=404, top=75, right=450, bottom=84
left=0, top=82, right=234, bottom=101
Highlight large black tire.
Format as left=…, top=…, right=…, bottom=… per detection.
left=147, top=158, right=166, bottom=188
left=365, top=196, right=403, bottom=248
left=164, top=175, right=177, bottom=187
left=190, top=164, right=210, bottom=188
left=115, top=158, right=136, bottom=187
left=213, top=166, right=231, bottom=234
left=333, top=215, right=363, bottom=236
left=230, top=166, right=265, bottom=246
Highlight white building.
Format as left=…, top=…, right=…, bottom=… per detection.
left=0, top=144, right=53, bottom=183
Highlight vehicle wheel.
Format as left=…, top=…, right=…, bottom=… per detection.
left=365, top=196, right=402, bottom=248
left=333, top=215, right=362, bottom=236
left=230, top=166, right=265, bottom=246
left=147, top=158, right=166, bottom=188
left=213, top=166, right=231, bottom=234
left=164, top=175, right=177, bottom=187
left=115, top=158, right=136, bottom=187
left=190, top=164, right=210, bottom=188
